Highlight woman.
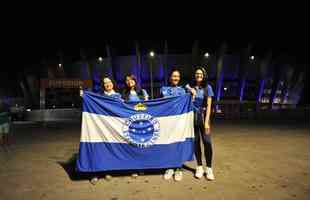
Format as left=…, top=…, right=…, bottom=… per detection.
left=80, top=76, right=121, bottom=99
left=122, top=74, right=149, bottom=102
left=122, top=74, right=148, bottom=178
left=99, top=76, right=122, bottom=99
left=80, top=76, right=121, bottom=185
left=160, top=69, right=187, bottom=182
left=186, top=66, right=215, bottom=180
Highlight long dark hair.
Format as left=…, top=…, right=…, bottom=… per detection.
left=101, top=76, right=119, bottom=92
left=187, top=66, right=210, bottom=100
left=168, top=69, right=182, bottom=86
left=122, top=74, right=142, bottom=100
left=189, top=66, right=208, bottom=88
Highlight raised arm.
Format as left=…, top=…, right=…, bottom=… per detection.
left=142, top=89, right=149, bottom=101
left=185, top=84, right=197, bottom=98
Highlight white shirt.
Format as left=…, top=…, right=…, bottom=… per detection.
left=104, top=90, right=116, bottom=96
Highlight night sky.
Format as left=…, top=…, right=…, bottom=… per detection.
left=1, top=38, right=309, bottom=104
left=4, top=38, right=309, bottom=67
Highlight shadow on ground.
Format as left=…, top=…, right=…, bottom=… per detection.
left=57, top=154, right=196, bottom=181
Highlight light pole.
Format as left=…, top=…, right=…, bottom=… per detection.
left=203, top=52, right=210, bottom=67
left=98, top=57, right=103, bottom=63
left=149, top=51, right=155, bottom=99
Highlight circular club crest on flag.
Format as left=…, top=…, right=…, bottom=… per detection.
left=122, top=113, right=160, bottom=148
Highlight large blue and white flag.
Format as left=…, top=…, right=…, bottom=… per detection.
left=77, top=91, right=194, bottom=172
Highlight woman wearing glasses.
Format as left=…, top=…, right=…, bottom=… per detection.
left=186, top=66, right=215, bottom=180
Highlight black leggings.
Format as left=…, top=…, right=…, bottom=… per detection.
left=194, top=112, right=213, bottom=167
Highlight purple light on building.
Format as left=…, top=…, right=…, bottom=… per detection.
left=258, top=79, right=266, bottom=102
left=239, top=79, right=246, bottom=102
left=216, top=72, right=224, bottom=102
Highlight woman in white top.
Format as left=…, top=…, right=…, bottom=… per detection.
left=99, top=77, right=122, bottom=99
left=80, top=76, right=121, bottom=185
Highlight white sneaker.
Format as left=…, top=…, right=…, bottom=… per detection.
left=206, top=167, right=215, bottom=181
left=90, top=177, right=99, bottom=185
left=105, top=174, right=113, bottom=181
left=164, top=169, right=174, bottom=180
left=131, top=173, right=138, bottom=178
left=195, top=166, right=204, bottom=179
left=174, top=169, right=183, bottom=182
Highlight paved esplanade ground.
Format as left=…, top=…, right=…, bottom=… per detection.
left=1, top=120, right=310, bottom=200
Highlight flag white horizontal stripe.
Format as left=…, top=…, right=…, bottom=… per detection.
left=81, top=111, right=194, bottom=144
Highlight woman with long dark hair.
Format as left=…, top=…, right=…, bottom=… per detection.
left=122, top=74, right=149, bottom=102
left=160, top=69, right=187, bottom=181
left=80, top=76, right=121, bottom=99
left=80, top=76, right=121, bottom=185
left=100, top=76, right=122, bottom=99
left=121, top=74, right=149, bottom=178
left=186, top=66, right=215, bottom=180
